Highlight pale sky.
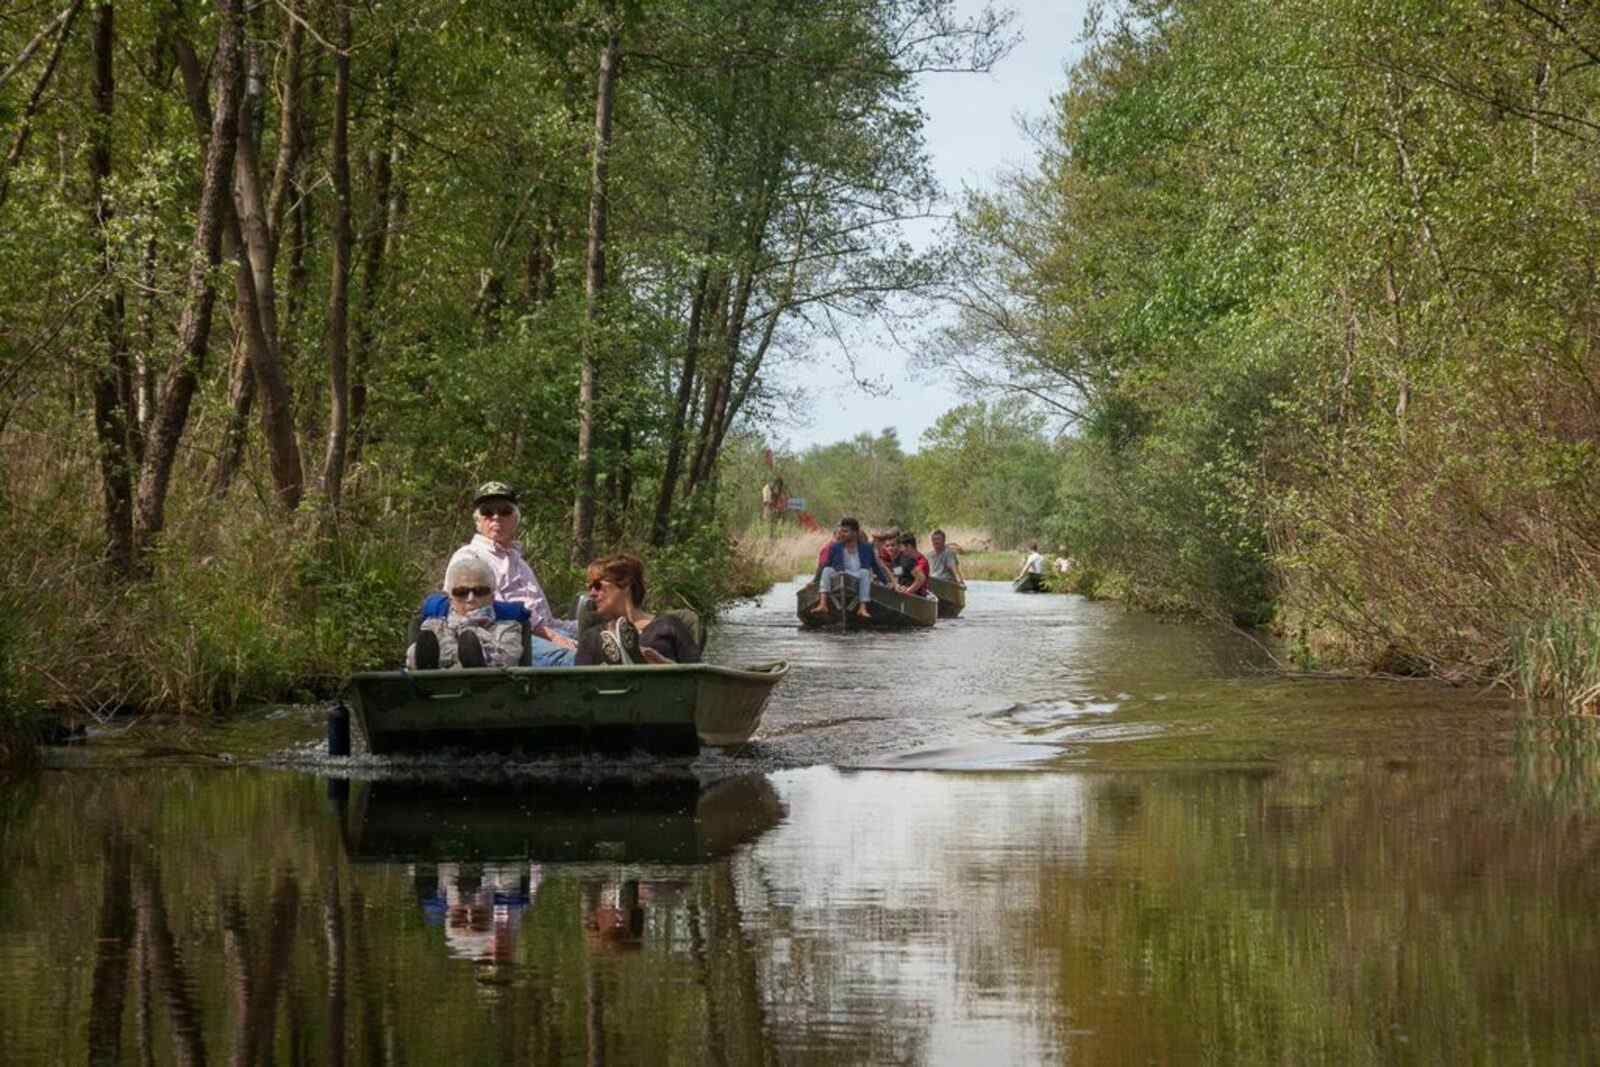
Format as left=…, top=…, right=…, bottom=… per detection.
left=775, top=0, right=1091, bottom=454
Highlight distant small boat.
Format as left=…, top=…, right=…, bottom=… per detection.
left=927, top=576, right=966, bottom=618
left=1012, top=572, right=1044, bottom=593
left=796, top=577, right=937, bottom=629
left=340, top=661, right=787, bottom=756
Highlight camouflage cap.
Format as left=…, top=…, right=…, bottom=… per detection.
left=472, top=481, right=519, bottom=508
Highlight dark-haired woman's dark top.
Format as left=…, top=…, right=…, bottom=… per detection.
left=575, top=615, right=702, bottom=665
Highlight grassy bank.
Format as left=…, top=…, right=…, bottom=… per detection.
left=1, top=457, right=760, bottom=724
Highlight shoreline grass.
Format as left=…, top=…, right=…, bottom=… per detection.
left=737, top=525, right=1020, bottom=582
left=1513, top=608, right=1600, bottom=715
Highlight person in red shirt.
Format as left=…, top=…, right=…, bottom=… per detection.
left=890, top=533, right=931, bottom=597
left=817, top=525, right=843, bottom=569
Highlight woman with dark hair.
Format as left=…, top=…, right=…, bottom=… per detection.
left=576, top=554, right=702, bottom=665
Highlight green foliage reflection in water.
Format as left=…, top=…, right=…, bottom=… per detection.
left=4, top=758, right=1600, bottom=1062
left=1027, top=765, right=1600, bottom=1063
left=0, top=770, right=781, bottom=1065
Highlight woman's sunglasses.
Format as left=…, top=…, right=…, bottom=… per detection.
left=587, top=578, right=613, bottom=592
left=449, top=585, right=493, bottom=599
left=478, top=503, right=515, bottom=518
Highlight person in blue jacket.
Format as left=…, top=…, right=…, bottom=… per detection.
left=810, top=516, right=892, bottom=621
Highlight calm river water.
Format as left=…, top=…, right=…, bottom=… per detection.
left=3, top=579, right=1599, bottom=1064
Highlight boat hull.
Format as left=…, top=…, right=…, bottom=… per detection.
left=927, top=576, right=966, bottom=618
left=796, top=577, right=937, bottom=629
left=344, top=661, right=787, bottom=756
left=1012, top=572, right=1043, bottom=593
left=336, top=773, right=785, bottom=864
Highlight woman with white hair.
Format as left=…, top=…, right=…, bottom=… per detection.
left=408, top=555, right=527, bottom=669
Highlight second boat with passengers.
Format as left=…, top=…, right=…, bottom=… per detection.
left=795, top=577, right=937, bottom=629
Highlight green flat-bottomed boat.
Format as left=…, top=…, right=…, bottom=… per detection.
left=796, top=577, right=937, bottom=629
left=342, top=660, right=788, bottom=756
left=1013, top=572, right=1043, bottom=593
left=927, top=576, right=966, bottom=618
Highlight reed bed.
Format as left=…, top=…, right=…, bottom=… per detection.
left=1513, top=608, right=1600, bottom=716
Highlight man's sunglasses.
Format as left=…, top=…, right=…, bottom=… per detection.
left=478, top=503, right=516, bottom=518
left=449, top=585, right=493, bottom=599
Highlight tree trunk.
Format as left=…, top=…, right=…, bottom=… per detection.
left=133, top=0, right=244, bottom=561
left=228, top=17, right=302, bottom=507
left=87, top=841, right=134, bottom=1062
left=0, top=0, right=84, bottom=213
left=704, top=268, right=754, bottom=485
left=703, top=213, right=807, bottom=482
left=684, top=274, right=731, bottom=495
left=265, top=1, right=304, bottom=246
left=350, top=36, right=399, bottom=462
left=320, top=0, right=353, bottom=507
left=573, top=14, right=620, bottom=565
left=283, top=139, right=312, bottom=404
left=88, top=0, right=133, bottom=575
left=0, top=1, right=81, bottom=92
left=212, top=337, right=255, bottom=497
left=134, top=232, right=159, bottom=457
left=649, top=265, right=711, bottom=546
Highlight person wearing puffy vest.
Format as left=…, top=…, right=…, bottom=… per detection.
left=408, top=556, right=530, bottom=669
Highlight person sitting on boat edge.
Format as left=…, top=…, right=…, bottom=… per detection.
left=575, top=553, right=702, bottom=665
left=1016, top=541, right=1045, bottom=583
left=446, top=481, right=576, bottom=667
left=927, top=529, right=965, bottom=586
left=408, top=556, right=529, bottom=669
left=891, top=532, right=932, bottom=598
left=811, top=516, right=893, bottom=621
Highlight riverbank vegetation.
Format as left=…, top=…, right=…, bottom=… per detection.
left=917, top=0, right=1600, bottom=705
left=0, top=0, right=1012, bottom=736
left=725, top=0, right=1600, bottom=708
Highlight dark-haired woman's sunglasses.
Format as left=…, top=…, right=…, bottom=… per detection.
left=478, top=503, right=515, bottom=518
left=587, top=578, right=612, bottom=591
left=449, top=585, right=493, bottom=599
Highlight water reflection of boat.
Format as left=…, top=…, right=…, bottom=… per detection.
left=927, top=576, right=966, bottom=618
left=796, top=578, right=937, bottom=629
left=333, top=769, right=787, bottom=1049
left=336, top=773, right=784, bottom=865
left=342, top=661, right=788, bottom=756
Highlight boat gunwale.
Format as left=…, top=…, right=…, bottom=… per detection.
left=348, top=660, right=789, bottom=685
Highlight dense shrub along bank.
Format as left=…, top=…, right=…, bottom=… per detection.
left=927, top=0, right=1600, bottom=702
left=0, top=437, right=761, bottom=720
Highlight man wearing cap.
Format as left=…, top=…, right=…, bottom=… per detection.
left=447, top=482, right=577, bottom=667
